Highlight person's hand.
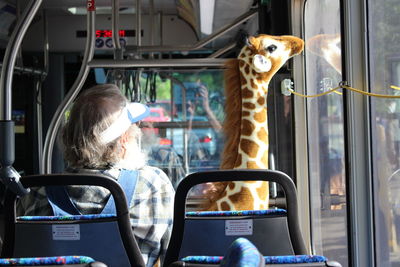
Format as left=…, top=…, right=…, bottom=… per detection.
left=198, top=86, right=210, bottom=111
left=187, top=100, right=195, bottom=117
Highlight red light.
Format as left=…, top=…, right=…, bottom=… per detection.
left=199, top=136, right=212, bottom=143
left=159, top=138, right=172, bottom=145
left=96, top=30, right=126, bottom=38
left=104, top=30, right=112, bottom=38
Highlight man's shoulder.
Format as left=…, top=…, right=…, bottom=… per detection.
left=137, top=166, right=174, bottom=192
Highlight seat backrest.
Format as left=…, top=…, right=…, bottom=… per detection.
left=1, top=173, right=145, bottom=267
left=164, top=169, right=307, bottom=267
left=0, top=256, right=107, bottom=267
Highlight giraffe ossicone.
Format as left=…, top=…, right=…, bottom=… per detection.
left=203, top=34, right=304, bottom=211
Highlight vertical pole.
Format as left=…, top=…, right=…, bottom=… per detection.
left=42, top=0, right=96, bottom=173
left=0, top=0, right=42, bottom=195
left=136, top=0, right=141, bottom=48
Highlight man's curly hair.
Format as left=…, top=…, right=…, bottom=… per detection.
left=61, top=84, right=128, bottom=168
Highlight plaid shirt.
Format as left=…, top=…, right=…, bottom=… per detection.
left=17, top=166, right=175, bottom=267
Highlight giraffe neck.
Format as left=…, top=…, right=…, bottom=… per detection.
left=234, top=47, right=271, bottom=169
left=212, top=49, right=271, bottom=211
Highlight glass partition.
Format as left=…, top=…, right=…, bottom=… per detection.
left=368, top=0, right=400, bottom=265
left=304, top=0, right=348, bottom=266
left=101, top=69, right=225, bottom=189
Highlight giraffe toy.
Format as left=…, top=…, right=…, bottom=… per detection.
left=204, top=34, right=304, bottom=211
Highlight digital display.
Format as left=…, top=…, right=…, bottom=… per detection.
left=76, top=30, right=139, bottom=38
left=96, top=30, right=126, bottom=38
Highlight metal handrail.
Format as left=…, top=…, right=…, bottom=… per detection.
left=88, top=58, right=227, bottom=68
left=0, top=0, right=43, bottom=196
left=112, top=0, right=121, bottom=51
left=36, top=9, right=49, bottom=174
left=42, top=1, right=96, bottom=174
left=125, top=9, right=257, bottom=53
left=0, top=0, right=43, bottom=120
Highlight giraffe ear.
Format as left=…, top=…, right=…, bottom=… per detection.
left=247, top=36, right=257, bottom=49
left=252, top=54, right=272, bottom=73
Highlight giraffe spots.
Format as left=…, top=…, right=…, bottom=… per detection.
left=257, top=127, right=268, bottom=141
left=220, top=201, right=230, bottom=211
left=242, top=111, right=251, bottom=117
left=250, top=79, right=257, bottom=89
left=241, top=119, right=255, bottom=136
left=261, top=149, right=269, bottom=166
left=234, top=155, right=242, bottom=168
left=219, top=190, right=227, bottom=199
left=256, top=183, right=269, bottom=199
left=239, top=60, right=245, bottom=68
left=240, top=139, right=259, bottom=158
left=243, top=102, right=256, bottom=110
left=240, top=53, right=246, bottom=58
left=244, top=65, right=250, bottom=75
left=228, top=186, right=251, bottom=204
left=252, top=70, right=257, bottom=76
left=229, top=183, right=235, bottom=190
left=257, top=76, right=265, bottom=84
left=254, top=110, right=267, bottom=123
left=240, top=73, right=247, bottom=86
left=247, top=161, right=261, bottom=168
left=242, top=87, right=254, bottom=98
left=257, top=96, right=265, bottom=106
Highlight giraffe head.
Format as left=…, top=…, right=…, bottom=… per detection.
left=240, top=34, right=304, bottom=83
left=306, top=33, right=341, bottom=74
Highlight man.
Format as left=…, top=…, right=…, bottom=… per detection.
left=18, top=84, right=174, bottom=267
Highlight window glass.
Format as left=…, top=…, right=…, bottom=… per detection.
left=368, top=0, right=400, bottom=264
left=304, top=0, right=348, bottom=266
left=106, top=69, right=225, bottom=190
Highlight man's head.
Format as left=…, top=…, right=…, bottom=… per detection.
left=61, top=84, right=149, bottom=169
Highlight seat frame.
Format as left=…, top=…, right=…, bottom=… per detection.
left=1, top=173, right=145, bottom=267
left=164, top=169, right=307, bottom=267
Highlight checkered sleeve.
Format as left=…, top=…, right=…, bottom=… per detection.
left=16, top=187, right=53, bottom=216
left=129, top=166, right=174, bottom=267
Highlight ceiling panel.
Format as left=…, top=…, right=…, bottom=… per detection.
left=40, top=0, right=178, bottom=14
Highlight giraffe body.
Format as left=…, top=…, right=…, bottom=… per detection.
left=205, top=34, right=304, bottom=211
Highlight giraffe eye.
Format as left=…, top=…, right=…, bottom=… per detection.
left=266, top=45, right=277, bottom=53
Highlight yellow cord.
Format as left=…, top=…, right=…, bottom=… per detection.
left=289, top=86, right=342, bottom=98
left=289, top=84, right=400, bottom=98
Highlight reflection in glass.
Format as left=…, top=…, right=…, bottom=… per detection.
left=304, top=0, right=348, bottom=266
left=122, top=70, right=226, bottom=189
left=368, top=0, right=400, bottom=264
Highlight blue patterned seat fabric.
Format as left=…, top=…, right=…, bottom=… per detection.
left=17, top=214, right=115, bottom=221
left=0, top=256, right=94, bottom=265
left=185, top=209, right=287, bottom=217
left=181, top=238, right=328, bottom=265
left=182, top=254, right=328, bottom=265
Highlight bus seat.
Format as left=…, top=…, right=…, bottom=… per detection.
left=170, top=238, right=342, bottom=267
left=1, top=174, right=145, bottom=267
left=0, top=256, right=106, bottom=266
left=164, top=169, right=307, bottom=266
left=179, top=209, right=293, bottom=257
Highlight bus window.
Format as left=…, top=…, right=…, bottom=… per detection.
left=104, top=69, right=225, bottom=189
left=368, top=0, right=400, bottom=264
left=304, top=0, right=348, bottom=266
